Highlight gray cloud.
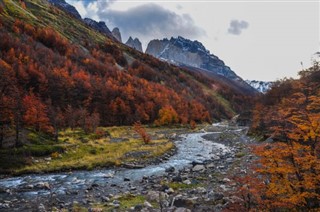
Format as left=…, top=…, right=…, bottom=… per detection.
left=228, top=20, right=249, bottom=35
left=96, top=3, right=205, bottom=45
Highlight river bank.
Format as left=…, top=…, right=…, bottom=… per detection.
left=0, top=123, right=256, bottom=211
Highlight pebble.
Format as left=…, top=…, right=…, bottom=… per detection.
left=165, top=188, right=175, bottom=194
left=144, top=201, right=153, bottom=208
left=183, top=179, right=191, bottom=185
left=192, top=165, right=206, bottom=172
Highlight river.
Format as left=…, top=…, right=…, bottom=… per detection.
left=0, top=123, right=249, bottom=211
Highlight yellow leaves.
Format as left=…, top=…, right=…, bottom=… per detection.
left=252, top=139, right=320, bottom=210
left=154, top=105, right=179, bottom=126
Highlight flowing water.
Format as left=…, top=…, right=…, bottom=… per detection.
left=0, top=124, right=244, bottom=210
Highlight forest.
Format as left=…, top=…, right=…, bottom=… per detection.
left=230, top=63, right=320, bottom=211
left=0, top=5, right=252, bottom=149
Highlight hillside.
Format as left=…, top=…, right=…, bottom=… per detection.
left=243, top=63, right=320, bottom=210
left=0, top=0, right=254, bottom=148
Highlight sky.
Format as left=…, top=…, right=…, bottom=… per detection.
left=66, top=0, right=319, bottom=81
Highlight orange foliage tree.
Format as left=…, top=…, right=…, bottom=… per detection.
left=154, top=105, right=179, bottom=126
left=241, top=64, right=320, bottom=210
left=22, top=92, right=52, bottom=133
left=133, top=122, right=150, bottom=144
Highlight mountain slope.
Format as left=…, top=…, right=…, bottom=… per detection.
left=0, top=0, right=254, bottom=134
left=146, top=36, right=256, bottom=94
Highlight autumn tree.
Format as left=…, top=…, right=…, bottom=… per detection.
left=154, top=105, right=178, bottom=126
left=133, top=122, right=150, bottom=144
left=243, top=63, right=320, bottom=210
left=22, top=92, right=52, bottom=133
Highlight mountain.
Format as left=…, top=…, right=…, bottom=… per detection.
left=146, top=36, right=238, bottom=80
left=125, top=36, right=143, bottom=52
left=83, top=18, right=113, bottom=38
left=146, top=36, right=256, bottom=94
left=246, top=80, right=273, bottom=93
left=112, top=27, right=122, bottom=43
left=0, top=0, right=254, bottom=132
left=48, top=0, right=81, bottom=19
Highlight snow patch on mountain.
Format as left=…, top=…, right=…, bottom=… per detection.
left=246, top=80, right=273, bottom=93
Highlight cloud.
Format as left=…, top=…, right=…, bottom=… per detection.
left=96, top=3, right=205, bottom=45
left=228, top=20, right=249, bottom=35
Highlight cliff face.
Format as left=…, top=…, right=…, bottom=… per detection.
left=146, top=36, right=240, bottom=80
left=48, top=0, right=81, bottom=19
left=125, top=37, right=143, bottom=52
left=112, top=28, right=122, bottom=43
left=83, top=18, right=113, bottom=37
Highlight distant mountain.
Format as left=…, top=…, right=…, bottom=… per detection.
left=112, top=27, right=122, bottom=43
left=125, top=37, right=143, bottom=52
left=246, top=80, right=273, bottom=93
left=146, top=36, right=256, bottom=94
left=146, top=37, right=239, bottom=80
left=48, top=0, right=81, bottom=19
left=83, top=18, right=113, bottom=38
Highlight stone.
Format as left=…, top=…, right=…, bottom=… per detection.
left=124, top=177, right=131, bottom=181
left=165, top=166, right=175, bottom=173
left=206, top=163, right=215, bottom=168
left=165, top=188, right=175, bottom=194
left=173, top=198, right=195, bottom=209
left=174, top=208, right=191, bottom=212
left=195, top=187, right=206, bottom=194
left=222, top=178, right=231, bottom=183
left=219, top=185, right=229, bottom=191
left=44, top=157, right=52, bottom=161
left=25, top=184, right=34, bottom=189
left=210, top=192, right=224, bottom=201
left=36, top=182, right=50, bottom=190
left=0, top=203, right=10, bottom=209
left=101, top=196, right=110, bottom=202
left=182, top=179, right=191, bottom=185
left=172, top=175, right=183, bottom=182
left=192, top=165, right=205, bottom=172
left=103, top=173, right=114, bottom=178
left=146, top=191, right=168, bottom=203
left=134, top=204, right=143, bottom=211
left=144, top=201, right=153, bottom=208
left=38, top=203, right=46, bottom=212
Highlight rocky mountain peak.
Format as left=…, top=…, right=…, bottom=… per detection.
left=125, top=36, right=143, bottom=52
left=112, top=27, right=122, bottom=43
left=83, top=18, right=113, bottom=37
left=145, top=36, right=239, bottom=80
left=48, top=0, right=81, bottom=19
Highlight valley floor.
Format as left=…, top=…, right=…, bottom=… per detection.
left=0, top=122, right=257, bottom=211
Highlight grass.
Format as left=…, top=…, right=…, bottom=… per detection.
left=72, top=194, right=157, bottom=211
left=0, top=126, right=181, bottom=175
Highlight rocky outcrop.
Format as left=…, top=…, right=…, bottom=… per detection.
left=48, top=0, right=81, bottom=19
left=245, top=80, right=273, bottom=93
left=112, top=27, right=122, bottom=43
left=83, top=18, right=113, bottom=37
left=125, top=36, right=143, bottom=52
left=146, top=36, right=240, bottom=80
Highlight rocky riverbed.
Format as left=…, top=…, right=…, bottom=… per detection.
left=0, top=122, right=256, bottom=211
